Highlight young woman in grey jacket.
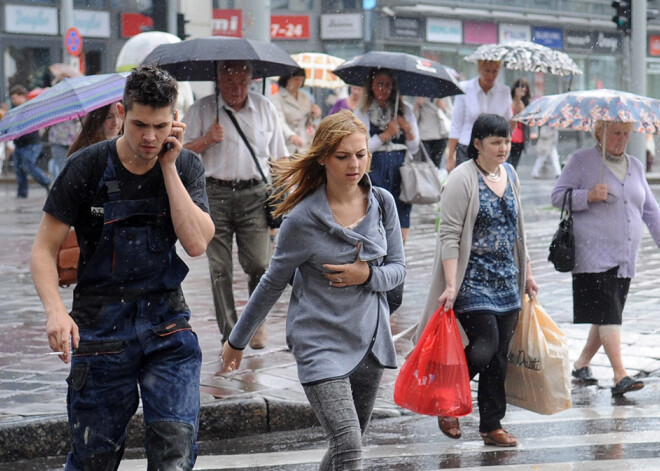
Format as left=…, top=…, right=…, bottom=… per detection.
left=221, top=110, right=406, bottom=470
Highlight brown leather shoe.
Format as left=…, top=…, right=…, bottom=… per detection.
left=438, top=416, right=461, bottom=439
left=480, top=429, right=517, bottom=447
left=249, top=324, right=267, bottom=349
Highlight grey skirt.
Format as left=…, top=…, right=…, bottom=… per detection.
left=572, top=267, right=630, bottom=325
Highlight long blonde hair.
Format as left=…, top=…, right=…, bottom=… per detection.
left=271, top=110, right=370, bottom=217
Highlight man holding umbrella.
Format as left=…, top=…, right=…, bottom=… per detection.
left=183, top=60, right=288, bottom=350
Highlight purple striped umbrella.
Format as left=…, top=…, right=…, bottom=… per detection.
left=0, top=73, right=127, bottom=142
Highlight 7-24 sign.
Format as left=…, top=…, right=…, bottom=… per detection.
left=271, top=15, right=309, bottom=39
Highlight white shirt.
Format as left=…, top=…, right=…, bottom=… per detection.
left=449, top=76, right=513, bottom=146
left=183, top=91, right=289, bottom=181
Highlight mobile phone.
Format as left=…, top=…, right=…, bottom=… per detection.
left=161, top=110, right=178, bottom=153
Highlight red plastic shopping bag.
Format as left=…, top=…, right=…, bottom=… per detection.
left=394, top=308, right=473, bottom=417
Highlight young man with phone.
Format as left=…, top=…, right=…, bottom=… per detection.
left=30, top=65, right=214, bottom=470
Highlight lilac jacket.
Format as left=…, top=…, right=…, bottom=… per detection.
left=551, top=146, right=660, bottom=277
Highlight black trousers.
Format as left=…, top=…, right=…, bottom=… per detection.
left=421, top=139, right=448, bottom=168
left=508, top=142, right=525, bottom=169
left=457, top=309, right=519, bottom=433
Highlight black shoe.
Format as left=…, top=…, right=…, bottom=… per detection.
left=611, top=376, right=644, bottom=397
left=572, top=366, right=598, bottom=385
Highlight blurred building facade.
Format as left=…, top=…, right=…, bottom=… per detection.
left=2, top=0, right=660, bottom=100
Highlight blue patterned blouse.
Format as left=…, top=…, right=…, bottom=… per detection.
left=453, top=175, right=521, bottom=314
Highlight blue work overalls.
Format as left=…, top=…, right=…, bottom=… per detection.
left=65, top=151, right=202, bottom=471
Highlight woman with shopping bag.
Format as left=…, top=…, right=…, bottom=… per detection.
left=414, top=114, right=538, bottom=447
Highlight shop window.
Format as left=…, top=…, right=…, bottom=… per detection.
left=4, top=46, right=51, bottom=91
left=84, top=50, right=102, bottom=76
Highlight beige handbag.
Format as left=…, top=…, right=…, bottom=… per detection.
left=399, top=147, right=443, bottom=205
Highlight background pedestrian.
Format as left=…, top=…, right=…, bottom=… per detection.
left=446, top=60, right=512, bottom=171
left=9, top=84, right=52, bottom=197
left=414, top=96, right=452, bottom=168
left=67, top=101, right=123, bottom=157
left=328, top=85, right=362, bottom=115
left=551, top=120, right=660, bottom=396
left=354, top=68, right=419, bottom=243
left=271, top=67, right=321, bottom=154
left=415, top=113, right=538, bottom=447
left=183, top=60, right=288, bottom=350
left=508, top=78, right=531, bottom=169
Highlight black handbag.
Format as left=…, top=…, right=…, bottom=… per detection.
left=548, top=189, right=575, bottom=272
left=373, top=188, right=405, bottom=313
left=224, top=108, right=283, bottom=229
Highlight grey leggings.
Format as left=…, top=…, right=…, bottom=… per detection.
left=303, top=354, right=384, bottom=471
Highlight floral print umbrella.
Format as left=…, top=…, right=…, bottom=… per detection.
left=513, top=88, right=660, bottom=134
left=465, top=41, right=582, bottom=76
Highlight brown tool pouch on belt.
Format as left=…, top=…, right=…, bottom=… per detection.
left=57, top=228, right=80, bottom=287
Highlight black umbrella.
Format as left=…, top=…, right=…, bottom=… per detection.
left=333, top=51, right=464, bottom=99
left=141, top=36, right=300, bottom=81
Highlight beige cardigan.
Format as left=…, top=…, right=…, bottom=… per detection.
left=413, top=160, right=529, bottom=344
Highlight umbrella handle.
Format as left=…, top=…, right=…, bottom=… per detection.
left=393, top=91, right=399, bottom=120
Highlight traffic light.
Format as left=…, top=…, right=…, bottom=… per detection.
left=177, top=13, right=189, bottom=40
left=612, top=1, right=632, bottom=34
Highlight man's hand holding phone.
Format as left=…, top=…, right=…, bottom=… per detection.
left=159, top=109, right=186, bottom=164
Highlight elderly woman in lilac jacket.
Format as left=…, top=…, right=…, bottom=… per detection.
left=551, top=121, right=660, bottom=397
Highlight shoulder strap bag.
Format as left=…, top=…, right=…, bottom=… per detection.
left=224, top=108, right=283, bottom=229
left=373, top=188, right=404, bottom=313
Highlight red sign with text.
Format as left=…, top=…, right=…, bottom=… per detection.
left=270, top=15, right=310, bottom=40
left=213, top=9, right=242, bottom=38
left=651, top=36, right=660, bottom=56
left=212, top=10, right=309, bottom=40
left=121, top=13, right=153, bottom=38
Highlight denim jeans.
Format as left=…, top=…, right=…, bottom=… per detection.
left=303, top=354, right=384, bottom=471
left=12, top=143, right=50, bottom=197
left=49, top=143, right=69, bottom=179
left=369, top=150, right=411, bottom=228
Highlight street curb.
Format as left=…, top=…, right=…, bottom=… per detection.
left=0, top=395, right=403, bottom=463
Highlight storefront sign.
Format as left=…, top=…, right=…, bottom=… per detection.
left=121, top=13, right=152, bottom=38
left=388, top=17, right=422, bottom=39
left=565, top=30, right=620, bottom=53
left=499, top=23, right=531, bottom=43
left=73, top=10, right=110, bottom=38
left=271, top=15, right=310, bottom=40
left=320, top=13, right=363, bottom=40
left=533, top=26, right=562, bottom=49
left=4, top=4, right=58, bottom=35
left=426, top=18, right=462, bottom=44
left=464, top=22, right=497, bottom=45
left=593, top=32, right=620, bottom=53
left=213, top=9, right=242, bottom=37
left=564, top=30, right=592, bottom=50
left=650, top=36, right=660, bottom=56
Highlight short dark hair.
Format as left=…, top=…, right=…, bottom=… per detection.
left=9, top=84, right=27, bottom=96
left=277, top=67, right=306, bottom=88
left=123, top=65, right=178, bottom=112
left=467, top=114, right=511, bottom=160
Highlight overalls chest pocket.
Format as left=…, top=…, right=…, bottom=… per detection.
left=112, top=221, right=174, bottom=281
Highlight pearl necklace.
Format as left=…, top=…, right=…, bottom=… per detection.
left=474, top=160, right=501, bottom=182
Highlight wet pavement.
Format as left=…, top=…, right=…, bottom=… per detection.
left=1, top=159, right=660, bottom=465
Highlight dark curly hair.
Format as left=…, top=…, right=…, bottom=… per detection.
left=123, top=65, right=178, bottom=112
